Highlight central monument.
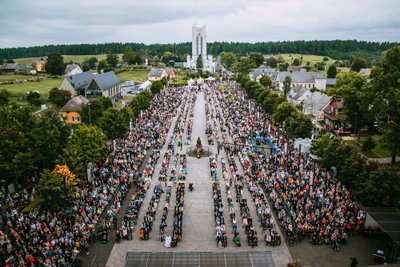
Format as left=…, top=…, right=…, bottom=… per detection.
left=184, top=24, right=215, bottom=73
left=195, top=137, right=203, bottom=158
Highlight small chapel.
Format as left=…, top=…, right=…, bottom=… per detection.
left=184, top=24, right=215, bottom=73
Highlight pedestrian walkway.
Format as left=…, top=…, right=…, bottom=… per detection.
left=106, top=89, right=292, bottom=267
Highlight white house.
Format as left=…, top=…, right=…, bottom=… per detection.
left=277, top=71, right=326, bottom=92
left=287, top=86, right=312, bottom=105
left=65, top=64, right=82, bottom=76
left=302, top=92, right=331, bottom=121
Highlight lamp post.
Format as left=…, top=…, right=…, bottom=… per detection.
left=354, top=112, right=358, bottom=136
left=331, top=166, right=338, bottom=212
left=88, top=102, right=92, bottom=125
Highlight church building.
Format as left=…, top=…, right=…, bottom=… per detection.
left=184, top=24, right=215, bottom=73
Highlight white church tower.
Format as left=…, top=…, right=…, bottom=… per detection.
left=184, top=24, right=215, bottom=73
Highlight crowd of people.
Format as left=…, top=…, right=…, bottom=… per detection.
left=0, top=86, right=185, bottom=266
left=210, top=82, right=365, bottom=250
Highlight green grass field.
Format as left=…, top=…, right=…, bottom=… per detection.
left=0, top=77, right=62, bottom=97
left=116, top=70, right=149, bottom=83
left=276, top=53, right=336, bottom=66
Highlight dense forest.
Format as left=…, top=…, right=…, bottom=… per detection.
left=0, top=40, right=397, bottom=60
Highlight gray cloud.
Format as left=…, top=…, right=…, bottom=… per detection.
left=0, top=0, right=399, bottom=48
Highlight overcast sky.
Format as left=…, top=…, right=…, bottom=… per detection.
left=0, top=0, right=399, bottom=48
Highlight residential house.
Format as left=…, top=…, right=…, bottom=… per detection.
left=0, top=63, right=37, bottom=74
left=148, top=68, right=168, bottom=81
left=65, top=64, right=82, bottom=76
left=165, top=68, right=177, bottom=80
left=287, top=65, right=306, bottom=72
left=302, top=92, right=331, bottom=121
left=59, top=71, right=94, bottom=96
left=277, top=71, right=326, bottom=92
left=60, top=96, right=89, bottom=124
left=85, top=71, right=121, bottom=101
left=287, top=86, right=312, bottom=105
left=326, top=78, right=336, bottom=87
left=323, top=99, right=348, bottom=135
left=249, top=67, right=277, bottom=82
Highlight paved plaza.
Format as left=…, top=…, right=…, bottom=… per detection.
left=106, top=90, right=292, bottom=267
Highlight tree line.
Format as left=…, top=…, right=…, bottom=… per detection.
left=0, top=40, right=397, bottom=60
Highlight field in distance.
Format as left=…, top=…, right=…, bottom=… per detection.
left=275, top=53, right=336, bottom=65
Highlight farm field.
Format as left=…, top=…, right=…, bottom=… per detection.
left=0, top=77, right=62, bottom=96
left=276, top=53, right=336, bottom=66
left=116, top=70, right=149, bottom=83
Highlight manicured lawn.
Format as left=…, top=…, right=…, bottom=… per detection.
left=276, top=53, right=336, bottom=66
left=0, top=77, right=63, bottom=97
left=346, top=135, right=392, bottom=158
left=116, top=70, right=149, bottom=83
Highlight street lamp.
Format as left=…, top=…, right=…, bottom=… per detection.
left=354, top=112, right=358, bottom=136
left=331, top=166, right=338, bottom=211
left=88, top=102, right=92, bottom=125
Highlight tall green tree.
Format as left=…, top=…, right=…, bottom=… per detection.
left=236, top=58, right=256, bottom=74
left=285, top=111, right=313, bottom=138
left=292, top=58, right=301, bottom=66
left=45, top=53, right=65, bottom=76
left=259, top=75, right=272, bottom=88
left=48, top=88, right=71, bottom=107
left=26, top=91, right=41, bottom=106
left=351, top=57, right=366, bottom=72
left=150, top=80, right=163, bottom=95
left=334, top=72, right=368, bottom=134
left=34, top=108, right=71, bottom=171
left=123, top=45, right=136, bottom=64
left=327, top=65, right=337, bottom=78
left=283, top=76, right=292, bottom=98
left=262, top=92, right=283, bottom=114
left=99, top=109, right=129, bottom=140
left=371, top=45, right=400, bottom=163
left=106, top=51, right=118, bottom=68
left=0, top=89, right=11, bottom=105
left=36, top=170, right=66, bottom=211
left=273, top=102, right=297, bottom=124
left=63, top=125, right=106, bottom=178
left=220, top=52, right=238, bottom=69
left=249, top=52, right=264, bottom=67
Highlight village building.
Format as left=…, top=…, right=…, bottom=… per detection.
left=60, top=95, right=89, bottom=124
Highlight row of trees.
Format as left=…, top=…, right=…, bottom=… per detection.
left=237, top=75, right=313, bottom=139
left=311, top=133, right=400, bottom=207
left=1, top=40, right=397, bottom=60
